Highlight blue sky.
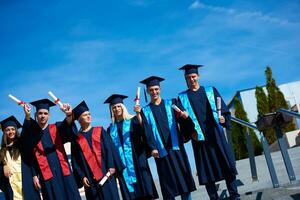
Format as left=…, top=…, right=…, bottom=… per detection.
left=1, top=0, right=300, bottom=177
left=1, top=0, right=299, bottom=126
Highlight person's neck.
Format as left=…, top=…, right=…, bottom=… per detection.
left=81, top=124, right=92, bottom=132
left=190, top=84, right=200, bottom=91
left=115, top=115, right=124, bottom=122
left=39, top=123, right=48, bottom=130
left=151, top=97, right=162, bottom=105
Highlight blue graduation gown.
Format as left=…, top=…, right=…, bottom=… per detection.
left=107, top=116, right=159, bottom=200
left=178, top=86, right=237, bottom=185
left=22, top=118, right=81, bottom=200
left=141, top=99, right=196, bottom=199
left=71, top=127, right=120, bottom=200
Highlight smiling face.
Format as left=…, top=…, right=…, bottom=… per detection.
left=147, top=85, right=161, bottom=101
left=4, top=126, right=16, bottom=142
left=185, top=73, right=200, bottom=89
left=36, top=109, right=49, bottom=126
left=112, top=103, right=123, bottom=119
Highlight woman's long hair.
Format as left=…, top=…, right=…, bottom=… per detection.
left=111, top=103, right=135, bottom=124
left=0, top=127, right=21, bottom=164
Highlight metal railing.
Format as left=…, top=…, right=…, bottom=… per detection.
left=277, top=108, right=300, bottom=118
left=230, top=108, right=299, bottom=188
left=230, top=116, right=279, bottom=188
left=275, top=108, right=299, bottom=182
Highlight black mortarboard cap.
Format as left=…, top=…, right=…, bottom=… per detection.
left=30, top=98, right=56, bottom=111
left=73, top=101, right=89, bottom=120
left=179, top=64, right=203, bottom=75
left=140, top=76, right=165, bottom=87
left=0, top=116, right=22, bottom=130
left=104, top=94, right=128, bottom=106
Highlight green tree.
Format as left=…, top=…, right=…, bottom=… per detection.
left=255, top=86, right=268, bottom=115
left=231, top=97, right=262, bottom=160
left=255, top=85, right=276, bottom=144
left=265, top=66, right=277, bottom=112
left=255, top=66, right=296, bottom=144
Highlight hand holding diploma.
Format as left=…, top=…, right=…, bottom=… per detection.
left=172, top=104, right=189, bottom=119
left=151, top=149, right=159, bottom=158
left=48, top=91, right=64, bottom=109
left=217, top=97, right=225, bottom=123
left=8, top=94, right=31, bottom=111
left=48, top=91, right=73, bottom=121
left=134, top=104, right=141, bottom=113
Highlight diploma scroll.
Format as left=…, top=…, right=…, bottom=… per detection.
left=217, top=97, right=222, bottom=118
left=48, top=91, right=64, bottom=108
left=172, top=104, right=182, bottom=113
left=99, top=171, right=111, bottom=186
left=134, top=87, right=141, bottom=105
left=8, top=94, right=31, bottom=111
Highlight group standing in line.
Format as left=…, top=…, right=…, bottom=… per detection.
left=0, top=64, right=240, bottom=200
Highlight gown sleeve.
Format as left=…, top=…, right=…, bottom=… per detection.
left=56, top=118, right=78, bottom=143
left=70, top=141, right=84, bottom=188
left=176, top=98, right=196, bottom=142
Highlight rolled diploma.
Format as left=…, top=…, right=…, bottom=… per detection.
left=48, top=91, right=64, bottom=108
left=99, top=171, right=111, bottom=186
left=8, top=94, right=30, bottom=110
left=135, top=87, right=140, bottom=105
left=172, top=104, right=182, bottom=113
left=217, top=97, right=221, bottom=118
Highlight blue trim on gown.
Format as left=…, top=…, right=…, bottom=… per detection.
left=141, top=99, right=196, bottom=199
left=108, top=116, right=159, bottom=200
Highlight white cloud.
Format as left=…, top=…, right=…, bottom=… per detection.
left=188, top=0, right=297, bottom=26
left=188, top=0, right=204, bottom=10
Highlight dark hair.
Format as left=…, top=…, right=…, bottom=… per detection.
left=0, top=127, right=21, bottom=164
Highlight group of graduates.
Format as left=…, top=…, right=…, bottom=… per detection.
left=0, top=64, right=241, bottom=200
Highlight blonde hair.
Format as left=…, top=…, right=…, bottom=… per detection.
left=111, top=103, right=134, bottom=123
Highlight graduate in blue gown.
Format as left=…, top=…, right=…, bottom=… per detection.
left=104, top=94, right=159, bottom=200
left=140, top=76, right=196, bottom=200
left=178, top=64, right=240, bottom=200
left=71, top=100, right=121, bottom=200
left=0, top=116, right=41, bottom=200
left=21, top=99, right=81, bottom=200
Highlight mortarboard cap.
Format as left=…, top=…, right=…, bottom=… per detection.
left=104, top=94, right=128, bottom=106
left=179, top=64, right=203, bottom=75
left=140, top=76, right=165, bottom=87
left=73, top=101, right=89, bottom=120
left=30, top=98, right=55, bottom=111
left=0, top=116, right=22, bottom=130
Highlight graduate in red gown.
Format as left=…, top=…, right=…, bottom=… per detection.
left=21, top=99, right=81, bottom=200
left=71, top=100, right=121, bottom=200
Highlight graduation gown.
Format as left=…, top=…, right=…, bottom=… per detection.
left=178, top=86, right=237, bottom=185
left=107, top=116, right=159, bottom=200
left=141, top=99, right=196, bottom=199
left=22, top=118, right=81, bottom=200
left=71, top=127, right=120, bottom=200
